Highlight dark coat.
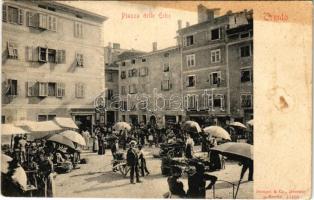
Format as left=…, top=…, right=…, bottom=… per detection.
left=126, top=148, right=138, bottom=166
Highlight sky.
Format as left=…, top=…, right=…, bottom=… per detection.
left=62, top=1, right=198, bottom=52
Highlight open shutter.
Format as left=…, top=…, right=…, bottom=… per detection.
left=18, top=8, right=23, bottom=25
left=38, top=14, right=47, bottom=29
left=39, top=82, right=48, bottom=97
left=221, top=95, right=225, bottom=110
left=27, top=81, right=36, bottom=96
left=209, top=73, right=213, bottom=87
left=52, top=16, right=57, bottom=31
left=2, top=4, right=7, bottom=22
left=220, top=71, right=225, bottom=87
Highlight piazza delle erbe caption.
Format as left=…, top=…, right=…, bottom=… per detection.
left=1, top=1, right=254, bottom=199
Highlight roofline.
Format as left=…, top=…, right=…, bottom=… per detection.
left=47, top=1, right=108, bottom=21
left=116, top=46, right=180, bottom=62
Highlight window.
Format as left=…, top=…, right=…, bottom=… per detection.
left=186, top=54, right=195, bottom=67
left=76, top=53, right=84, bottom=67
left=48, top=82, right=56, bottom=96
left=39, top=82, right=48, bottom=97
left=121, top=61, right=126, bottom=66
left=38, top=114, right=56, bottom=122
left=39, top=47, right=48, bottom=62
left=27, top=81, right=38, bottom=96
left=186, top=75, right=196, bottom=87
left=142, top=58, right=146, bottom=62
left=48, top=49, right=56, bottom=63
left=75, top=83, right=85, bottom=98
left=6, top=79, right=18, bottom=96
left=210, top=72, right=221, bottom=86
left=187, top=95, right=197, bottom=110
left=241, top=94, right=252, bottom=108
left=161, top=80, right=171, bottom=91
left=108, top=72, right=114, bottom=82
left=211, top=28, right=221, bottom=40
left=128, top=69, right=138, bottom=77
left=213, top=94, right=225, bottom=110
left=241, top=69, right=253, bottom=83
left=5, top=6, right=23, bottom=25
left=121, top=86, right=126, bottom=95
left=74, top=22, right=83, bottom=38
left=163, top=63, right=170, bottom=72
left=131, top=59, right=136, bottom=64
left=164, top=53, right=170, bottom=57
left=129, top=84, right=137, bottom=94
left=7, top=41, right=18, bottom=59
left=2, top=116, right=5, bottom=124
left=183, top=35, right=194, bottom=46
left=120, top=101, right=128, bottom=111
left=121, top=71, right=126, bottom=79
left=107, top=89, right=113, bottom=100
left=211, top=49, right=221, bottom=63
left=139, top=67, right=148, bottom=77
left=240, top=45, right=251, bottom=57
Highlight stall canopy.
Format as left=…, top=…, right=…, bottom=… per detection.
left=1, top=124, right=30, bottom=135
left=15, top=120, right=62, bottom=139
left=53, top=117, right=78, bottom=129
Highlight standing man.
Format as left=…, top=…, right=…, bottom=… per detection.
left=126, top=141, right=141, bottom=184
left=187, top=162, right=217, bottom=198
left=240, top=159, right=253, bottom=181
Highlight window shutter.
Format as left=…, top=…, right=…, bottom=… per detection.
left=27, top=81, right=37, bottom=96
left=2, top=4, right=7, bottom=22
left=183, top=37, right=187, bottom=46
left=32, top=47, right=39, bottom=61
left=57, top=50, right=65, bottom=64
left=57, top=82, right=65, bottom=97
left=38, top=14, right=47, bottom=29
left=221, top=95, right=225, bottom=110
left=220, top=71, right=225, bottom=86
left=209, top=73, right=213, bottom=86
left=39, top=82, right=48, bottom=97
left=48, top=15, right=52, bottom=30
left=26, top=46, right=33, bottom=61
left=185, top=76, right=189, bottom=87
left=7, top=41, right=14, bottom=57
left=52, top=16, right=57, bottom=31
left=18, top=9, right=23, bottom=25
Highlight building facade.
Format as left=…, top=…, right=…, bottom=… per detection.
left=117, top=44, right=184, bottom=128
left=177, top=5, right=253, bottom=126
left=2, top=1, right=107, bottom=132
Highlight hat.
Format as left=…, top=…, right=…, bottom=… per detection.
left=195, top=162, right=205, bottom=173
left=129, top=140, right=137, bottom=146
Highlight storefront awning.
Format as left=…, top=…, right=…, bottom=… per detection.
left=1, top=124, right=30, bottom=135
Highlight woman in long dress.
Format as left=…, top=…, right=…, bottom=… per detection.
left=93, top=135, right=99, bottom=153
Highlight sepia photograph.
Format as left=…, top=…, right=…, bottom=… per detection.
left=2, top=0, right=256, bottom=198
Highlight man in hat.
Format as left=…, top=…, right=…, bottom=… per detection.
left=187, top=162, right=217, bottom=198
left=126, top=140, right=141, bottom=184
left=167, top=166, right=186, bottom=198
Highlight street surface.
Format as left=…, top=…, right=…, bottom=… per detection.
left=55, top=147, right=253, bottom=198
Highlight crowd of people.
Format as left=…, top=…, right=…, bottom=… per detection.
left=3, top=134, right=82, bottom=197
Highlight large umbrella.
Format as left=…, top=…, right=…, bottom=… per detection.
left=113, top=122, right=131, bottom=131
left=247, top=119, right=253, bottom=126
left=1, top=154, right=27, bottom=191
left=46, top=134, right=75, bottom=149
left=210, top=142, right=253, bottom=160
left=229, top=122, right=247, bottom=129
left=59, top=130, right=86, bottom=146
left=210, top=142, right=253, bottom=198
left=182, top=121, right=202, bottom=133
left=203, top=126, right=231, bottom=140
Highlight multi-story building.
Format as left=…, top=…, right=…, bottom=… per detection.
left=117, top=43, right=184, bottom=127
left=101, top=43, right=144, bottom=126
left=177, top=5, right=253, bottom=126
left=2, top=1, right=107, bottom=132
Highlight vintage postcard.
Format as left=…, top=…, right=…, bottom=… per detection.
left=1, top=0, right=312, bottom=199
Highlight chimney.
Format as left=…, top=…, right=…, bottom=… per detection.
left=206, top=9, right=215, bottom=21
left=177, top=20, right=182, bottom=30
left=197, top=4, right=208, bottom=23
left=113, top=43, right=120, bottom=49
left=186, top=22, right=190, bottom=27
left=226, top=10, right=232, bottom=15
left=152, top=42, right=157, bottom=52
